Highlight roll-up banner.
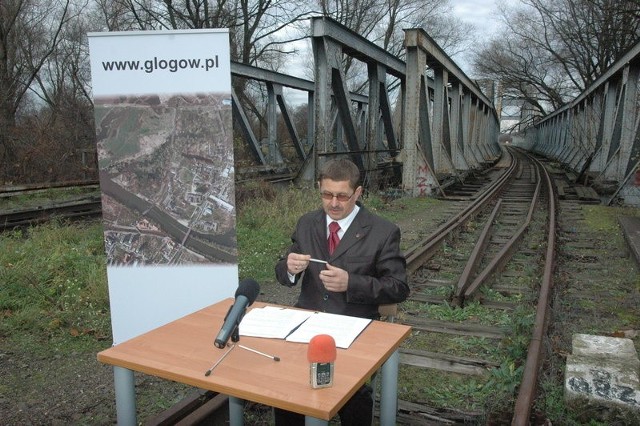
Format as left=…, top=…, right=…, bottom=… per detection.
left=88, top=30, right=237, bottom=344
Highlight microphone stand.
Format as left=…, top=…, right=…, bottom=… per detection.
left=231, top=321, right=241, bottom=343
left=215, top=305, right=245, bottom=349
left=222, top=304, right=245, bottom=344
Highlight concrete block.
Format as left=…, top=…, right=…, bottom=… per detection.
left=572, top=333, right=638, bottom=359
left=565, top=334, right=640, bottom=413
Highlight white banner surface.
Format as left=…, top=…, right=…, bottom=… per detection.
left=88, top=29, right=237, bottom=344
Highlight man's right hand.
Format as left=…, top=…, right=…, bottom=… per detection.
left=287, top=253, right=311, bottom=275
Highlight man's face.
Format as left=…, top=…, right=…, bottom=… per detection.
left=319, top=178, right=362, bottom=221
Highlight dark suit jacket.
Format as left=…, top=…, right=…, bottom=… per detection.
left=275, top=204, right=409, bottom=319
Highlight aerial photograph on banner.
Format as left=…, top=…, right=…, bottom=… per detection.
left=94, top=93, right=236, bottom=266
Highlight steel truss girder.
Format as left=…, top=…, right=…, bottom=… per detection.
left=232, top=18, right=499, bottom=195
left=230, top=62, right=314, bottom=168
left=402, top=28, right=499, bottom=194
left=311, top=16, right=403, bottom=186
left=528, top=41, right=640, bottom=191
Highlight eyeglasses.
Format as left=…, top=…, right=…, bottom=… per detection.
left=320, top=191, right=355, bottom=202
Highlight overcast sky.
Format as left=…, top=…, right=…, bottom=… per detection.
left=452, top=0, right=500, bottom=30
left=451, top=0, right=502, bottom=75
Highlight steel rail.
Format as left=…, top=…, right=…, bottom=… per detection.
left=399, top=147, right=557, bottom=423
left=404, top=154, right=519, bottom=275
left=463, top=153, right=542, bottom=299
left=0, top=180, right=99, bottom=197
left=452, top=198, right=502, bottom=304
left=511, top=152, right=557, bottom=425
left=0, top=196, right=102, bottom=231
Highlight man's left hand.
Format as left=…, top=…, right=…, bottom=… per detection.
left=319, top=264, right=349, bottom=292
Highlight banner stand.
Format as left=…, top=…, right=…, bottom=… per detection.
left=88, top=29, right=237, bottom=421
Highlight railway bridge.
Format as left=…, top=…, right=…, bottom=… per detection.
left=231, top=16, right=640, bottom=207
left=2, top=15, right=640, bottom=426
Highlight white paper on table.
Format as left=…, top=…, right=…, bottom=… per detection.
left=239, top=306, right=313, bottom=339
left=285, top=312, right=372, bottom=349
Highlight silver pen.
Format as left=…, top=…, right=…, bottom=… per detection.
left=309, top=258, right=328, bottom=264
left=238, top=344, right=280, bottom=361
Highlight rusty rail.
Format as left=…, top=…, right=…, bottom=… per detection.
left=401, top=146, right=557, bottom=424
left=405, top=149, right=518, bottom=275
left=511, top=152, right=557, bottom=425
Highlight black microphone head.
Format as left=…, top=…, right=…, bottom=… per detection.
left=235, top=279, right=260, bottom=306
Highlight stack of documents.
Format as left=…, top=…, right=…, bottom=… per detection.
left=239, top=306, right=371, bottom=349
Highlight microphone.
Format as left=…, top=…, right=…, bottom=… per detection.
left=214, top=279, right=260, bottom=349
left=307, top=334, right=337, bottom=388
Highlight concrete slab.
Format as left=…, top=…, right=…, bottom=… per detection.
left=565, top=334, right=640, bottom=414
left=572, top=333, right=638, bottom=359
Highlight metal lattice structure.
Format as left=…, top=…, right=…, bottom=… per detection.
left=525, top=41, right=640, bottom=205
left=232, top=16, right=501, bottom=196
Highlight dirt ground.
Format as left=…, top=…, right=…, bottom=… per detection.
left=1, top=198, right=638, bottom=425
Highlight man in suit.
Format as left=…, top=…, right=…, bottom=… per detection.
left=274, top=158, right=409, bottom=426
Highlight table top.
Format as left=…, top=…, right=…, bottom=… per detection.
left=97, top=299, right=411, bottom=420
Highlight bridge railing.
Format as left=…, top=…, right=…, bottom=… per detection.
left=230, top=62, right=314, bottom=180
left=232, top=16, right=501, bottom=195
left=525, top=40, right=640, bottom=205
left=308, top=16, right=406, bottom=190
left=402, top=28, right=500, bottom=196
left=230, top=59, right=368, bottom=182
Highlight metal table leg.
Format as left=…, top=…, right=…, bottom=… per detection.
left=113, top=366, right=136, bottom=426
left=229, top=396, right=244, bottom=425
left=379, top=349, right=399, bottom=426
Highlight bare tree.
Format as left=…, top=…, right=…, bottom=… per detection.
left=33, top=4, right=96, bottom=181
left=92, top=0, right=138, bottom=31
left=112, top=0, right=312, bottom=68
left=473, top=0, right=640, bottom=118
left=0, top=0, right=75, bottom=181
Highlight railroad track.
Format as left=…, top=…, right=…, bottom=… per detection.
left=2, top=154, right=556, bottom=425
left=0, top=156, right=577, bottom=424
left=392, top=146, right=557, bottom=424
left=0, top=191, right=102, bottom=231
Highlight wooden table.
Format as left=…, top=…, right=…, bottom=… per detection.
left=98, top=299, right=411, bottom=425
